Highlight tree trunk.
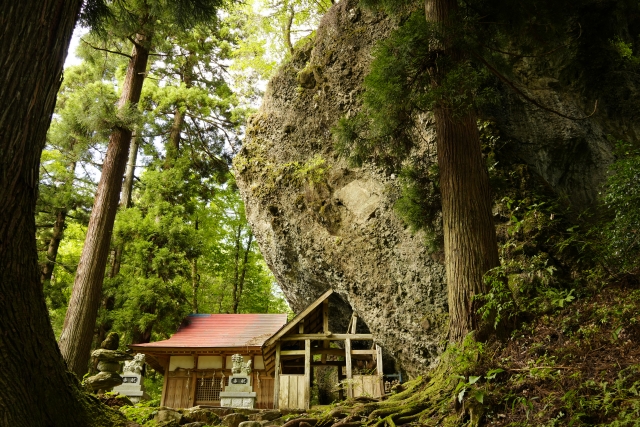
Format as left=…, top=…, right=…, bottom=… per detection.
left=232, top=224, right=242, bottom=313
left=0, top=1, right=119, bottom=425
left=191, top=216, right=200, bottom=313
left=108, top=133, right=139, bottom=278
left=284, top=6, right=295, bottom=56
left=120, top=132, right=139, bottom=210
left=426, top=0, right=500, bottom=343
left=59, top=32, right=151, bottom=378
left=166, top=52, right=194, bottom=167
left=192, top=258, right=199, bottom=313
left=232, top=230, right=253, bottom=314
left=41, top=208, right=68, bottom=285
left=41, top=159, right=77, bottom=285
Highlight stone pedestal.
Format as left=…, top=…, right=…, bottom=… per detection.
left=220, top=374, right=256, bottom=408
left=113, top=372, right=145, bottom=403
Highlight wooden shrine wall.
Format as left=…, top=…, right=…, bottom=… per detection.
left=352, top=375, right=382, bottom=399
left=277, top=375, right=307, bottom=410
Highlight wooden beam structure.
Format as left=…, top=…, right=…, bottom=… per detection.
left=280, top=333, right=373, bottom=341
left=304, top=339, right=311, bottom=410
left=345, top=338, right=353, bottom=398
left=263, top=289, right=384, bottom=409
left=376, top=344, right=384, bottom=395
left=322, top=299, right=329, bottom=364
left=274, top=343, right=281, bottom=409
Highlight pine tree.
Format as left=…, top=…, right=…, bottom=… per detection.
left=58, top=0, right=227, bottom=378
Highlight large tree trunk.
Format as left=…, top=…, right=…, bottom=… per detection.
left=120, top=133, right=139, bottom=210
left=59, top=32, right=151, bottom=378
left=426, top=0, right=500, bottom=343
left=0, top=1, right=120, bottom=425
left=108, top=133, right=139, bottom=278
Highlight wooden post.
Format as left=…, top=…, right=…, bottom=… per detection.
left=274, top=343, right=281, bottom=409
left=161, top=359, right=170, bottom=406
left=304, top=339, right=311, bottom=409
left=190, top=354, right=198, bottom=406
left=337, top=365, right=344, bottom=401
left=345, top=338, right=353, bottom=398
left=376, top=344, right=384, bottom=397
left=322, top=299, right=329, bottom=364
left=350, top=315, right=358, bottom=334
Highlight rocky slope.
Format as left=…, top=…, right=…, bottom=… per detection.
left=234, top=0, right=639, bottom=375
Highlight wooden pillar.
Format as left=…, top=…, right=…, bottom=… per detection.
left=274, top=343, right=281, bottom=409
left=322, top=300, right=329, bottom=364
left=376, top=344, right=384, bottom=397
left=221, top=353, right=227, bottom=391
left=161, top=358, right=169, bottom=406
left=345, top=338, right=353, bottom=398
left=190, top=354, right=198, bottom=406
left=304, top=339, right=311, bottom=409
left=337, top=365, right=344, bottom=401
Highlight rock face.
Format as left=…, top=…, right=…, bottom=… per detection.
left=234, top=0, right=639, bottom=375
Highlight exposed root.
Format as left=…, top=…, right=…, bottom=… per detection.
left=311, top=364, right=458, bottom=427
left=282, top=418, right=318, bottom=427
left=329, top=422, right=364, bottom=427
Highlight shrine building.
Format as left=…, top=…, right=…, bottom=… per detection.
left=130, top=289, right=384, bottom=410
left=130, top=313, right=287, bottom=409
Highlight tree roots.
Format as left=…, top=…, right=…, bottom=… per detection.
left=314, top=365, right=457, bottom=427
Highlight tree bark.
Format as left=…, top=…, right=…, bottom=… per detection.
left=426, top=0, right=500, bottom=343
left=108, top=133, right=139, bottom=278
left=0, top=0, right=119, bottom=425
left=59, top=32, right=151, bottom=378
left=120, top=132, right=139, bottom=210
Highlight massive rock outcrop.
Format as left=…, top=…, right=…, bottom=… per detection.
left=234, top=0, right=639, bottom=375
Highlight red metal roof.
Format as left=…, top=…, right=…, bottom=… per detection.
left=131, top=314, right=288, bottom=349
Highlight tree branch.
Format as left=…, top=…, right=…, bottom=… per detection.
left=472, top=53, right=597, bottom=121
left=81, top=39, right=132, bottom=59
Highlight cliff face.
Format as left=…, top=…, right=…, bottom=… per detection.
left=234, top=0, right=639, bottom=375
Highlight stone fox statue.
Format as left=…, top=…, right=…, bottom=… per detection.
left=231, top=354, right=252, bottom=375
left=124, top=353, right=145, bottom=375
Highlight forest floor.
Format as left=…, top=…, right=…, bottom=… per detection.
left=303, top=281, right=640, bottom=427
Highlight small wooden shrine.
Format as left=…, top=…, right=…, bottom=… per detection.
left=262, top=289, right=384, bottom=410
left=130, top=314, right=287, bottom=409
left=130, top=290, right=384, bottom=410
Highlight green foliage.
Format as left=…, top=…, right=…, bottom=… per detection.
left=332, top=7, right=500, bottom=170
left=393, top=163, right=443, bottom=251
left=119, top=400, right=160, bottom=426
left=106, top=162, right=287, bottom=344
left=333, top=11, right=432, bottom=169
left=599, top=140, right=640, bottom=276
left=229, top=0, right=331, bottom=103
left=611, top=38, right=640, bottom=66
